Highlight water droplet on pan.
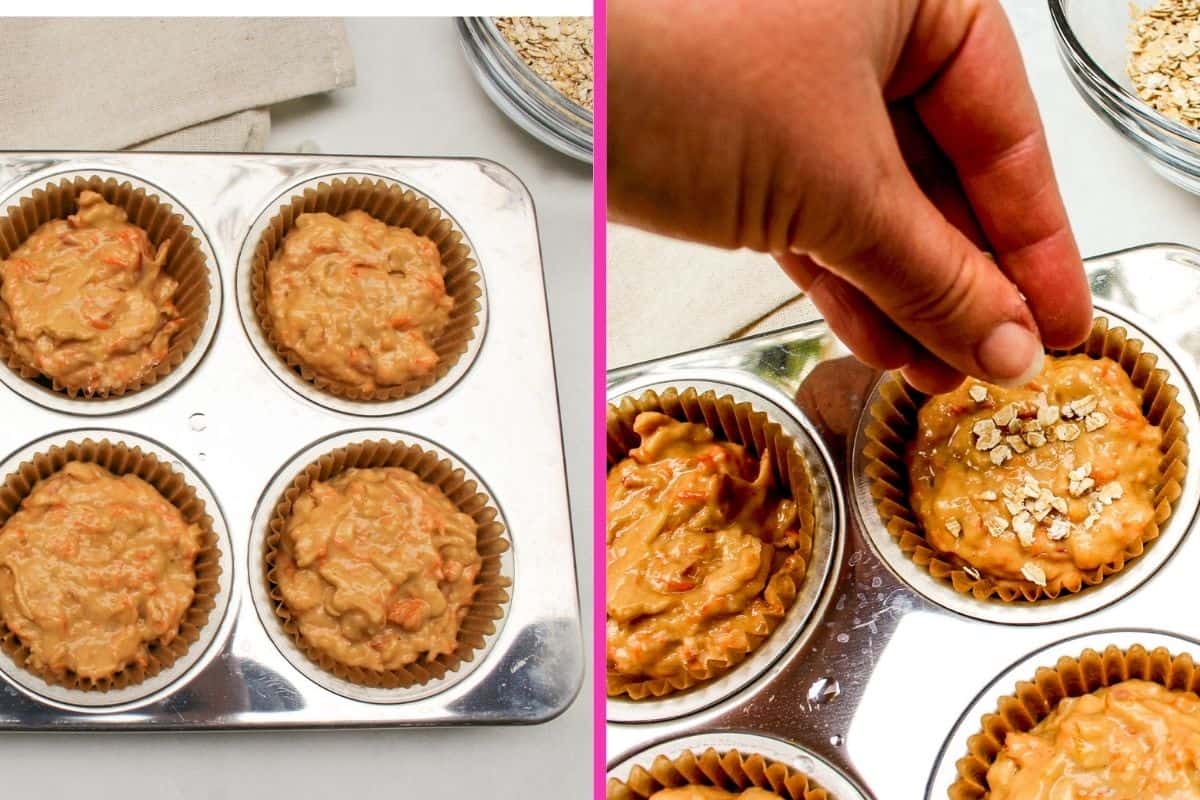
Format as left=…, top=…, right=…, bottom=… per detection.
left=807, top=676, right=841, bottom=708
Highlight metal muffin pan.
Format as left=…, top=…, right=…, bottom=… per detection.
left=607, top=731, right=871, bottom=800
left=926, top=628, right=1200, bottom=797
left=0, top=151, right=581, bottom=728
left=606, top=243, right=1200, bottom=797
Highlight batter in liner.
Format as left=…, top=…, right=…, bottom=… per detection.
left=607, top=412, right=805, bottom=691
left=274, top=467, right=481, bottom=671
left=265, top=211, right=453, bottom=393
left=650, top=789, right=784, bottom=799
left=0, top=190, right=184, bottom=393
left=0, top=462, right=201, bottom=682
left=987, top=679, right=1200, bottom=799
left=907, top=355, right=1163, bottom=591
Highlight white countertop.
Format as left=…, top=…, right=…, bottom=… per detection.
left=0, top=18, right=592, bottom=798
left=1005, top=0, right=1200, bottom=256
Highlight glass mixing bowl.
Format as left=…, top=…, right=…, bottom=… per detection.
left=1050, top=0, right=1200, bottom=193
left=457, top=16, right=593, bottom=163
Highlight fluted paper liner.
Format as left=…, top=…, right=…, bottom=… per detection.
left=862, top=317, right=1188, bottom=602
left=606, top=387, right=816, bottom=700
left=950, top=643, right=1200, bottom=799
left=608, top=747, right=830, bottom=800
left=250, top=176, right=482, bottom=403
left=0, top=439, right=222, bottom=692
left=263, top=437, right=510, bottom=689
left=0, top=174, right=212, bottom=399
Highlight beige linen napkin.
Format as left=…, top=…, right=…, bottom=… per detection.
left=606, top=222, right=805, bottom=368
left=0, top=18, right=354, bottom=151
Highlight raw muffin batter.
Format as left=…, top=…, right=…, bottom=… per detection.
left=265, top=211, right=453, bottom=393
left=0, top=462, right=201, bottom=681
left=987, top=679, right=1200, bottom=799
left=274, top=467, right=481, bottom=671
left=650, top=789, right=783, bottom=799
left=607, top=412, right=805, bottom=690
left=907, top=355, right=1163, bottom=590
left=0, top=190, right=184, bottom=393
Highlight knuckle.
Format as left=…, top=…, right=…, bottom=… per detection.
left=893, top=247, right=982, bottom=327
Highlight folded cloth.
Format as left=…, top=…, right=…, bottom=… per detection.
left=606, top=222, right=804, bottom=368
left=0, top=18, right=354, bottom=151
left=134, top=109, right=272, bottom=152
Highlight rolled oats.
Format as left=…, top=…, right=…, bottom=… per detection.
left=989, top=444, right=1013, bottom=465
left=1048, top=518, right=1072, bottom=540
left=1036, top=404, right=1060, bottom=427
left=1129, top=1, right=1200, bottom=129
left=1020, top=562, right=1048, bottom=587
left=1012, top=511, right=1036, bottom=547
left=973, top=418, right=998, bottom=438
left=495, top=16, right=594, bottom=111
left=977, top=427, right=1002, bottom=451
left=1054, top=422, right=1082, bottom=442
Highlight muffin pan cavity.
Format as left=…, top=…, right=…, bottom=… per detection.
left=607, top=733, right=870, bottom=800
left=850, top=302, right=1198, bottom=625
left=236, top=172, right=488, bottom=416
left=0, top=429, right=233, bottom=711
left=606, top=244, right=1200, bottom=799
left=248, top=429, right=513, bottom=704
left=0, top=170, right=221, bottom=415
left=0, top=152, right=578, bottom=729
left=929, top=629, right=1200, bottom=799
left=605, top=379, right=842, bottom=724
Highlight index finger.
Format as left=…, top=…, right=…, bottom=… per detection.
left=905, top=0, right=1092, bottom=349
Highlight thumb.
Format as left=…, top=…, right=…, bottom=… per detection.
left=807, top=164, right=1043, bottom=387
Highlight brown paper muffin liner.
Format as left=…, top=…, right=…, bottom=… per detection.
left=0, top=438, right=222, bottom=691
left=950, top=643, right=1200, bottom=799
left=606, top=387, right=817, bottom=700
left=263, top=437, right=510, bottom=689
left=608, top=747, right=830, bottom=800
left=0, top=174, right=212, bottom=399
left=862, top=317, right=1188, bottom=602
left=249, top=175, right=482, bottom=403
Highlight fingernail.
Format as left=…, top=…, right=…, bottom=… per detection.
left=977, top=322, right=1044, bottom=387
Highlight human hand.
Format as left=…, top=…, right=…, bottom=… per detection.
left=607, top=0, right=1091, bottom=393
